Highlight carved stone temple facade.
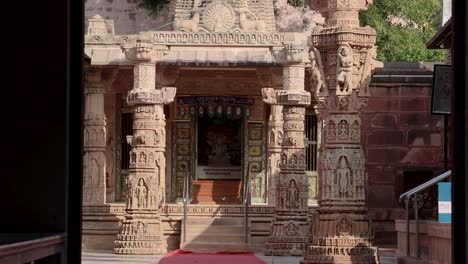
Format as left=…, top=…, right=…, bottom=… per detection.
left=83, top=0, right=379, bottom=259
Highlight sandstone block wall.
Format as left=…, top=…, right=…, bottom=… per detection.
left=363, top=63, right=444, bottom=245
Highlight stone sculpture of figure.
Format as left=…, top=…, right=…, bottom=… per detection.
left=262, top=88, right=276, bottom=104
left=136, top=178, right=147, bottom=208
left=173, top=12, right=200, bottom=32
left=194, top=0, right=202, bottom=7
left=336, top=44, right=353, bottom=93
left=338, top=120, right=349, bottom=138
left=281, top=153, right=287, bottom=165
left=309, top=47, right=327, bottom=95
left=358, top=46, right=377, bottom=96
left=239, top=11, right=266, bottom=32
left=125, top=177, right=133, bottom=208
left=239, top=0, right=248, bottom=7
left=277, top=131, right=283, bottom=145
left=350, top=120, right=359, bottom=141
left=89, top=158, right=99, bottom=186
left=336, top=156, right=351, bottom=196
left=286, top=179, right=299, bottom=209
left=207, top=133, right=231, bottom=165
left=328, top=121, right=336, bottom=138
left=92, top=130, right=98, bottom=142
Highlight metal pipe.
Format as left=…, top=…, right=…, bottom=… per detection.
left=183, top=166, right=189, bottom=243
left=414, top=195, right=420, bottom=260
left=399, top=170, right=451, bottom=201
left=244, top=164, right=250, bottom=244
left=406, top=197, right=410, bottom=256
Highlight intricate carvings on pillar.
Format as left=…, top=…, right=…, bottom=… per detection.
left=115, top=43, right=176, bottom=255
left=264, top=46, right=311, bottom=256
left=303, top=0, right=379, bottom=263
left=83, top=68, right=107, bottom=206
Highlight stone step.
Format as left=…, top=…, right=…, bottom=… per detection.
left=181, top=242, right=251, bottom=253
left=185, top=224, right=244, bottom=230
left=185, top=233, right=245, bottom=243
left=378, top=246, right=397, bottom=257
left=185, top=228, right=245, bottom=237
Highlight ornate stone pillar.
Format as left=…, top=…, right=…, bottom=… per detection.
left=114, top=43, right=176, bottom=254
left=267, top=104, right=283, bottom=205
left=302, top=0, right=380, bottom=263
left=83, top=68, right=107, bottom=205
left=263, top=45, right=311, bottom=256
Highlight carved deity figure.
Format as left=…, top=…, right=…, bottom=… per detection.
left=336, top=156, right=351, bottom=196
left=136, top=178, right=148, bottom=208
left=207, top=133, right=231, bottom=165
left=262, top=88, right=276, bottom=104
left=286, top=179, right=299, bottom=209
left=125, top=177, right=133, bottom=207
left=337, top=120, right=349, bottom=139
left=359, top=46, right=378, bottom=96
left=309, top=47, right=327, bottom=95
left=350, top=120, right=360, bottom=141
left=336, top=45, right=353, bottom=93
left=89, top=158, right=99, bottom=186
left=328, top=121, right=336, bottom=138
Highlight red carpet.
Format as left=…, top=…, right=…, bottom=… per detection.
left=158, top=249, right=267, bottom=264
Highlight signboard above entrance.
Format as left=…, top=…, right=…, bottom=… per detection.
left=177, top=96, right=255, bottom=119
left=178, top=96, right=255, bottom=105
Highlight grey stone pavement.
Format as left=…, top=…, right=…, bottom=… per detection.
left=82, top=250, right=397, bottom=264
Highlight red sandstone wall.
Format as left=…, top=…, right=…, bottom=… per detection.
left=363, top=65, right=445, bottom=245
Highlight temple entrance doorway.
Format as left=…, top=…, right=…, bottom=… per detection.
left=192, top=114, right=244, bottom=204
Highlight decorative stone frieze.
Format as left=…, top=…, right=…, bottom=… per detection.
left=114, top=42, right=176, bottom=255
left=302, top=0, right=380, bottom=263
left=264, top=46, right=312, bottom=256
left=171, top=0, right=275, bottom=33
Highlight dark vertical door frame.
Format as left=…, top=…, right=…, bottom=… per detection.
left=67, top=0, right=84, bottom=262
left=451, top=0, right=467, bottom=262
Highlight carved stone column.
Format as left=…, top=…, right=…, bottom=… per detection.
left=267, top=104, right=283, bottom=205
left=83, top=68, right=107, bottom=205
left=263, top=46, right=311, bottom=256
left=302, top=0, right=380, bottom=263
left=114, top=43, right=176, bottom=255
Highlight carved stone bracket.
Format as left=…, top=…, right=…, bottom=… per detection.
left=122, top=42, right=169, bottom=63
left=127, top=87, right=177, bottom=106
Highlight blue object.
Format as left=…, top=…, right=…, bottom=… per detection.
left=437, top=182, right=451, bottom=223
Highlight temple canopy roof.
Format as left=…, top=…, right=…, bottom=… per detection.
left=84, top=0, right=309, bottom=67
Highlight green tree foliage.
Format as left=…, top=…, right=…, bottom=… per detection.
left=360, top=0, right=446, bottom=62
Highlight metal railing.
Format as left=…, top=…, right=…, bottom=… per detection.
left=399, top=170, right=451, bottom=260
left=182, top=165, right=190, bottom=243
left=244, top=163, right=252, bottom=244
